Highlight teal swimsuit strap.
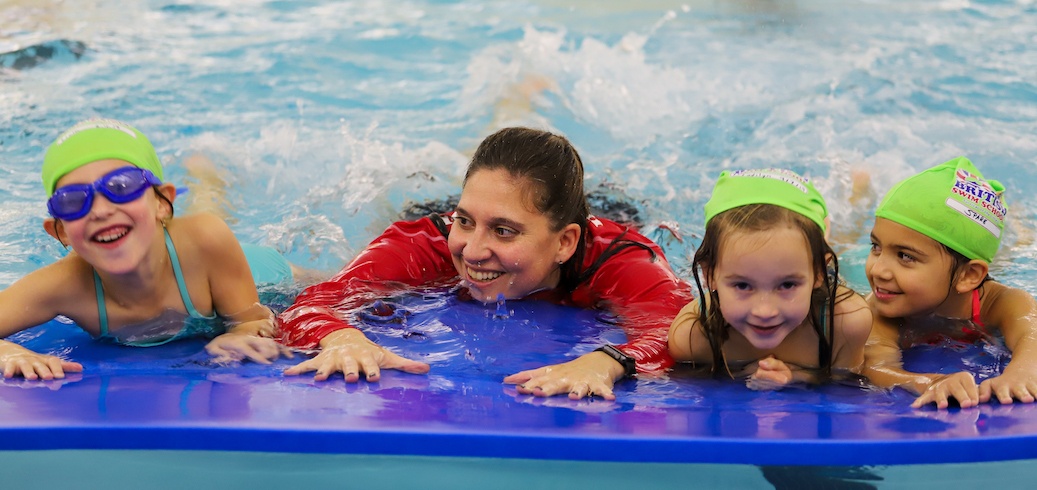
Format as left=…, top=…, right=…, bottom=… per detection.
left=93, top=271, right=110, bottom=336
left=164, top=229, right=215, bottom=320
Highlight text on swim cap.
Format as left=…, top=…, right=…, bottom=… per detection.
left=945, top=198, right=1002, bottom=238
left=730, top=168, right=810, bottom=193
left=951, top=171, right=1007, bottom=222
left=55, top=118, right=137, bottom=146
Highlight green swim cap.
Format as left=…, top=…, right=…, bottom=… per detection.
left=875, top=156, right=1006, bottom=263
left=704, top=168, right=828, bottom=232
left=42, top=119, right=164, bottom=196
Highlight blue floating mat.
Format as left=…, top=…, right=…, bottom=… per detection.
left=2, top=293, right=1036, bottom=467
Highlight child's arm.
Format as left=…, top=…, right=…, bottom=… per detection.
left=0, top=264, right=85, bottom=379
left=185, top=213, right=291, bottom=364
left=829, top=290, right=873, bottom=375
left=667, top=302, right=702, bottom=362
left=862, top=314, right=921, bottom=390
left=977, top=285, right=1037, bottom=405
left=862, top=311, right=980, bottom=408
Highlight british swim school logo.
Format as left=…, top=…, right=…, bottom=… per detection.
left=730, top=168, right=810, bottom=193
left=947, top=168, right=1006, bottom=238
left=55, top=118, right=137, bottom=146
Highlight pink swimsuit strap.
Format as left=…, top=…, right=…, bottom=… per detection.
left=971, top=288, right=984, bottom=327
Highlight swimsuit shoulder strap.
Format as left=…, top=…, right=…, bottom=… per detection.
left=971, top=288, right=984, bottom=327
left=93, top=270, right=110, bottom=336
left=164, top=228, right=214, bottom=320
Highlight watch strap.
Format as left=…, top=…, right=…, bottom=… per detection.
left=595, top=344, right=637, bottom=378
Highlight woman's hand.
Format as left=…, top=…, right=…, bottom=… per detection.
left=205, top=332, right=293, bottom=364
left=745, top=355, right=794, bottom=391
left=912, top=371, right=980, bottom=409
left=283, top=328, right=430, bottom=382
left=503, top=350, right=626, bottom=400
left=0, top=340, right=82, bottom=380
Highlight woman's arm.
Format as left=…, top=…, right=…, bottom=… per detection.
left=578, top=237, right=694, bottom=373
left=505, top=225, right=693, bottom=399
left=277, top=217, right=456, bottom=381
left=277, top=217, right=458, bottom=349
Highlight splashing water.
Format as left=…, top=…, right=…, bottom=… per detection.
left=494, top=293, right=511, bottom=319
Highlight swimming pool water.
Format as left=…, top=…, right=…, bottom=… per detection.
left=4, top=0, right=1037, bottom=285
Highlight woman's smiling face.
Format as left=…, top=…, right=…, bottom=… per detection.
left=448, top=168, right=577, bottom=303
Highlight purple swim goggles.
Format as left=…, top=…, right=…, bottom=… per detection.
left=47, top=166, right=162, bottom=221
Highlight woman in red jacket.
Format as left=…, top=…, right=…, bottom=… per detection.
left=279, top=127, right=692, bottom=400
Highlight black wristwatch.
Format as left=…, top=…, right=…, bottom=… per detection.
left=595, top=344, right=637, bottom=378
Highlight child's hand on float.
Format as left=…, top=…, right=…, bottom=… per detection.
left=978, top=365, right=1037, bottom=405
left=205, top=332, right=293, bottom=364
left=911, top=371, right=980, bottom=409
left=746, top=355, right=793, bottom=391
left=0, top=341, right=82, bottom=380
left=504, top=350, right=624, bottom=401
left=223, top=305, right=278, bottom=338
left=283, top=328, right=429, bottom=382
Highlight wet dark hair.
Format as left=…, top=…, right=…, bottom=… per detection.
left=692, top=204, right=846, bottom=378
left=463, top=127, right=590, bottom=291
left=942, top=245, right=992, bottom=295
left=155, top=187, right=175, bottom=219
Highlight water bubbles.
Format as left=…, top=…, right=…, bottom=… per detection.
left=494, top=293, right=511, bottom=319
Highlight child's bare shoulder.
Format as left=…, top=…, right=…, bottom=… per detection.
left=982, top=280, right=1029, bottom=302
left=980, top=281, right=1037, bottom=323
left=833, top=286, right=872, bottom=339
left=834, top=285, right=869, bottom=314
left=668, top=301, right=713, bottom=363
left=14, top=255, right=97, bottom=314
left=168, top=213, right=236, bottom=249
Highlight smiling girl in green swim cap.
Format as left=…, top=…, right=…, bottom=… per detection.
left=863, top=156, right=1037, bottom=409
left=0, top=118, right=298, bottom=379
left=668, top=168, right=872, bottom=390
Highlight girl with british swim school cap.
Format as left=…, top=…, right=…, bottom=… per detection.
left=668, top=169, right=872, bottom=389
left=0, top=118, right=295, bottom=380
left=864, top=156, right=1037, bottom=409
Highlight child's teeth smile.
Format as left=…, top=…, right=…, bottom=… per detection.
left=93, top=226, right=129, bottom=243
